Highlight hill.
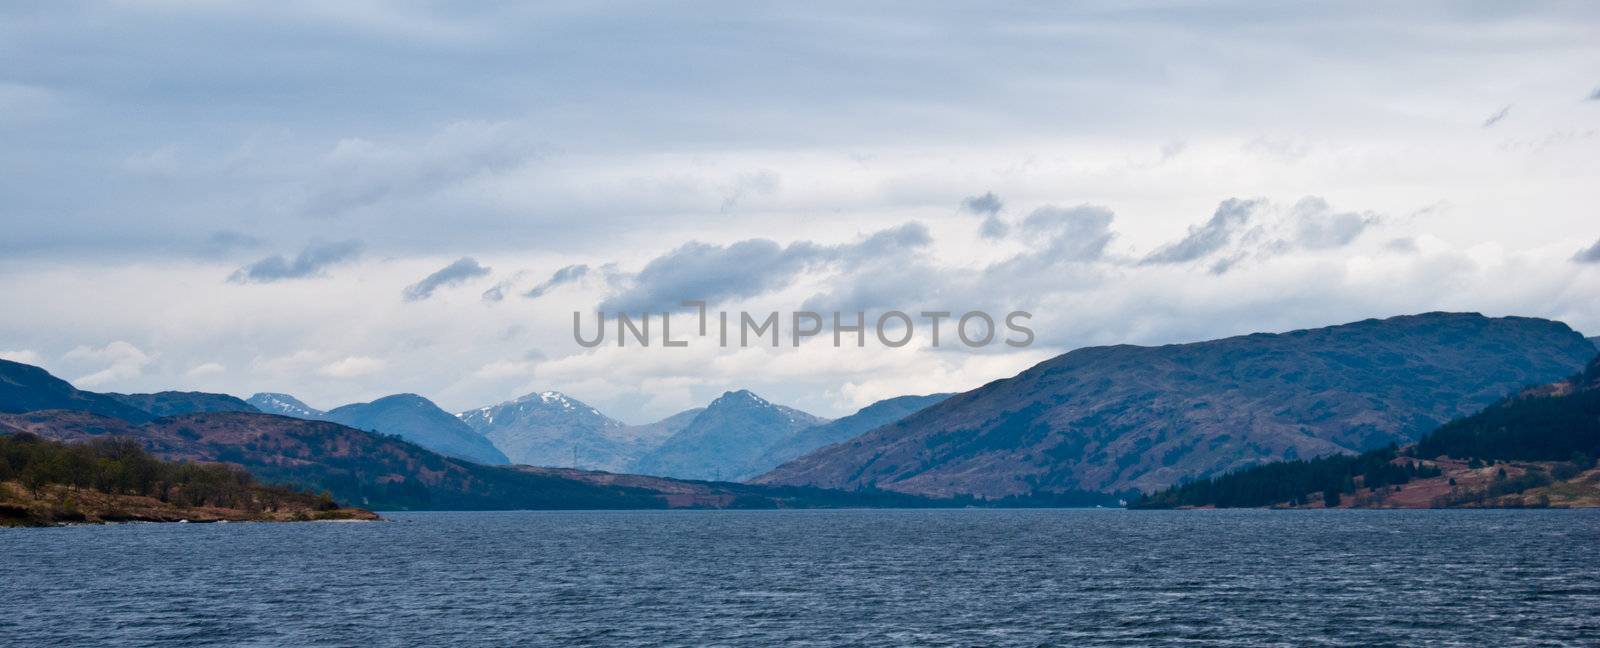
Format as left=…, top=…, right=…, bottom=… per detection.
left=106, top=391, right=259, bottom=417
left=1134, top=353, right=1600, bottom=509
left=0, top=431, right=375, bottom=526
left=757, top=313, right=1597, bottom=497
left=324, top=394, right=509, bottom=465
left=0, top=359, right=153, bottom=423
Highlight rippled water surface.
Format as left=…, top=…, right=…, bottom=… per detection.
left=3, top=509, right=1598, bottom=646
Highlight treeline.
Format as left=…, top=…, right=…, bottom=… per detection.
left=0, top=432, right=337, bottom=512
left=1131, top=445, right=1441, bottom=509
left=1414, top=380, right=1599, bottom=463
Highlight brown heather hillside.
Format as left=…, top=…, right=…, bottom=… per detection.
left=757, top=313, right=1597, bottom=497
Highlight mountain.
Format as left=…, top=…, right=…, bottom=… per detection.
left=106, top=391, right=259, bottom=417
left=247, top=392, right=325, bottom=419
left=1414, top=352, right=1600, bottom=462
left=631, top=390, right=828, bottom=481
left=757, top=313, right=1598, bottom=497
left=755, top=393, right=952, bottom=470
left=1135, top=353, right=1600, bottom=509
left=324, top=394, right=510, bottom=465
left=459, top=391, right=644, bottom=471
left=0, top=409, right=983, bottom=511
left=1590, top=336, right=1599, bottom=352
left=0, top=359, right=153, bottom=423
left=0, top=409, right=664, bottom=510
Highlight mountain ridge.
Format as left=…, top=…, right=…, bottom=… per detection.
left=757, top=312, right=1597, bottom=497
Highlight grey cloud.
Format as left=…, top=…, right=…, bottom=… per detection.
left=402, top=257, right=491, bottom=301
left=1482, top=105, right=1511, bottom=128
left=228, top=240, right=363, bottom=283
left=1141, top=198, right=1262, bottom=265
left=302, top=121, right=535, bottom=217
left=197, top=230, right=263, bottom=257
left=961, top=192, right=1003, bottom=216
left=962, top=192, right=1008, bottom=239
left=1385, top=237, right=1419, bottom=254
left=1288, top=196, right=1378, bottom=250
left=1574, top=238, right=1600, bottom=264
left=1020, top=205, right=1117, bottom=262
left=524, top=264, right=592, bottom=300
left=598, top=223, right=930, bottom=312
left=1589, top=87, right=1600, bottom=101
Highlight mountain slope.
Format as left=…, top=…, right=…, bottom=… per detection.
left=324, top=394, right=509, bottom=465
left=631, top=390, right=827, bottom=481
left=0, top=410, right=664, bottom=510
left=0, top=409, right=975, bottom=511
left=1136, top=353, right=1600, bottom=509
left=1414, top=353, right=1600, bottom=462
left=459, top=391, right=649, bottom=471
left=0, top=359, right=153, bottom=423
left=755, top=393, right=952, bottom=471
left=247, top=393, right=325, bottom=419
left=758, top=313, right=1597, bottom=497
left=106, top=391, right=259, bottom=417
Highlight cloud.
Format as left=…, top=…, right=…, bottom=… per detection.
left=301, top=121, right=535, bottom=217
left=185, top=362, right=225, bottom=377
left=228, top=240, right=363, bottom=283
left=598, top=223, right=931, bottom=312
left=1482, top=105, right=1511, bottom=128
left=199, top=230, right=264, bottom=257
left=402, top=257, right=492, bottom=301
left=0, top=350, right=43, bottom=366
left=318, top=356, right=385, bottom=378
left=1574, top=238, right=1600, bottom=264
left=524, top=264, right=591, bottom=300
left=1142, top=198, right=1263, bottom=265
left=64, top=341, right=151, bottom=388
left=1285, top=196, right=1379, bottom=250
left=719, top=170, right=781, bottom=213
left=961, top=192, right=1003, bottom=216
left=1589, top=87, right=1600, bottom=101
left=1018, top=205, right=1117, bottom=262
left=961, top=192, right=1008, bottom=239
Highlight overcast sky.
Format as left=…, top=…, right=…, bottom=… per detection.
left=2, top=1, right=1598, bottom=422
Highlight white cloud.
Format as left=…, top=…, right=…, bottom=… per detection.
left=318, top=356, right=386, bottom=379
left=63, top=341, right=152, bottom=388
left=0, top=350, right=44, bottom=366
left=185, top=362, right=226, bottom=378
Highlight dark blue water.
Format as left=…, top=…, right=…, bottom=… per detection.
left=2, top=509, right=1597, bottom=646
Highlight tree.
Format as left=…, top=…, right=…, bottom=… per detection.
left=1323, top=489, right=1341, bottom=507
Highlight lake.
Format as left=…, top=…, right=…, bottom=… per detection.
left=2, top=509, right=1597, bottom=646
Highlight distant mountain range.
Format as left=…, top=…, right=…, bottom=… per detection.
left=457, top=391, right=669, bottom=472
left=323, top=394, right=509, bottom=465
left=247, top=392, right=324, bottom=418
left=0, top=363, right=970, bottom=510
left=757, top=313, right=1598, bottom=497
left=631, top=390, right=829, bottom=481
left=245, top=391, right=509, bottom=465
left=754, top=393, right=950, bottom=471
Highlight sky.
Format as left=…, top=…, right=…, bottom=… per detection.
left=2, top=1, right=1599, bottom=423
